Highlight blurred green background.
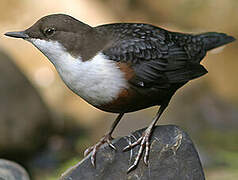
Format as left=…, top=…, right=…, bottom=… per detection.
left=0, top=0, right=237, bottom=179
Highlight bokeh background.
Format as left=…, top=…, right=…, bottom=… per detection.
left=0, top=0, right=238, bottom=179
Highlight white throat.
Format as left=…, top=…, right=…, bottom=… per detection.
left=30, top=39, right=128, bottom=106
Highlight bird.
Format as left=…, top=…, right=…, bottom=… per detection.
left=5, top=14, right=235, bottom=173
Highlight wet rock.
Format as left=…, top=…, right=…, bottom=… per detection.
left=0, top=159, right=30, bottom=180
left=60, top=125, right=205, bottom=180
left=0, top=49, right=53, bottom=157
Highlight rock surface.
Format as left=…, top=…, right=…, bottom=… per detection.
left=0, top=49, right=53, bottom=155
left=0, top=159, right=30, bottom=180
left=60, top=125, right=205, bottom=180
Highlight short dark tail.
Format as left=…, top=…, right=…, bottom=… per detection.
left=197, top=32, right=235, bottom=51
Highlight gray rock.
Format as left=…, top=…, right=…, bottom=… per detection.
left=60, top=125, right=205, bottom=180
left=0, top=49, right=53, bottom=153
left=0, top=159, right=30, bottom=180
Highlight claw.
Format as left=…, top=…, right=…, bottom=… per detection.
left=108, top=142, right=116, bottom=150
left=125, top=105, right=167, bottom=172
left=123, top=137, right=142, bottom=151
left=106, top=138, right=116, bottom=150
left=84, top=146, right=93, bottom=157
left=127, top=163, right=137, bottom=173
left=127, top=139, right=145, bottom=173
left=91, top=148, right=96, bottom=167
left=144, top=140, right=150, bottom=166
left=125, top=129, right=153, bottom=173
left=84, top=134, right=116, bottom=168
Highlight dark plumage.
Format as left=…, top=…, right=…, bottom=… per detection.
left=98, top=23, right=233, bottom=88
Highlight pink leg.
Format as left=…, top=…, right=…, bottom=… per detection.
left=84, top=113, right=124, bottom=167
left=123, top=105, right=167, bottom=173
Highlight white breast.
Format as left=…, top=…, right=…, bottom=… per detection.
left=30, top=39, right=128, bottom=106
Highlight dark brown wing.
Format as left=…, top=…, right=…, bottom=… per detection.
left=96, top=23, right=207, bottom=88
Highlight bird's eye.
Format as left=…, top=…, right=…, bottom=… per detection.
left=44, top=28, right=56, bottom=36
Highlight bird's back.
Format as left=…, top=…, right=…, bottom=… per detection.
left=94, top=23, right=235, bottom=112
left=96, top=23, right=235, bottom=88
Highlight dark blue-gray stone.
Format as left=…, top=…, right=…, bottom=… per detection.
left=0, top=159, right=30, bottom=180
left=60, top=125, right=205, bottom=180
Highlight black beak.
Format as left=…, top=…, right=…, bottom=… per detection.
left=4, top=31, right=29, bottom=39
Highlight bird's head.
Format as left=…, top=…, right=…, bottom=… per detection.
left=5, top=14, right=105, bottom=61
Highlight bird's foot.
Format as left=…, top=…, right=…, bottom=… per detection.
left=123, top=127, right=153, bottom=173
left=84, top=133, right=116, bottom=167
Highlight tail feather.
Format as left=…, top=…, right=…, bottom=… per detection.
left=197, top=32, right=235, bottom=51
left=166, top=63, right=208, bottom=83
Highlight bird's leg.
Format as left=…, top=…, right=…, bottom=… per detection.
left=123, top=104, right=168, bottom=173
left=84, top=113, right=124, bottom=167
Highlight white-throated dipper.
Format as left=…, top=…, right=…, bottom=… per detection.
left=5, top=14, right=235, bottom=172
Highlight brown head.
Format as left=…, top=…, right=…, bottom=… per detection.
left=5, top=14, right=107, bottom=60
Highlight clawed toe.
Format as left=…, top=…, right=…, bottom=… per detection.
left=84, top=134, right=116, bottom=167
left=124, top=131, right=151, bottom=173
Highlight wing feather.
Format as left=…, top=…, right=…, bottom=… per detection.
left=96, top=23, right=207, bottom=88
